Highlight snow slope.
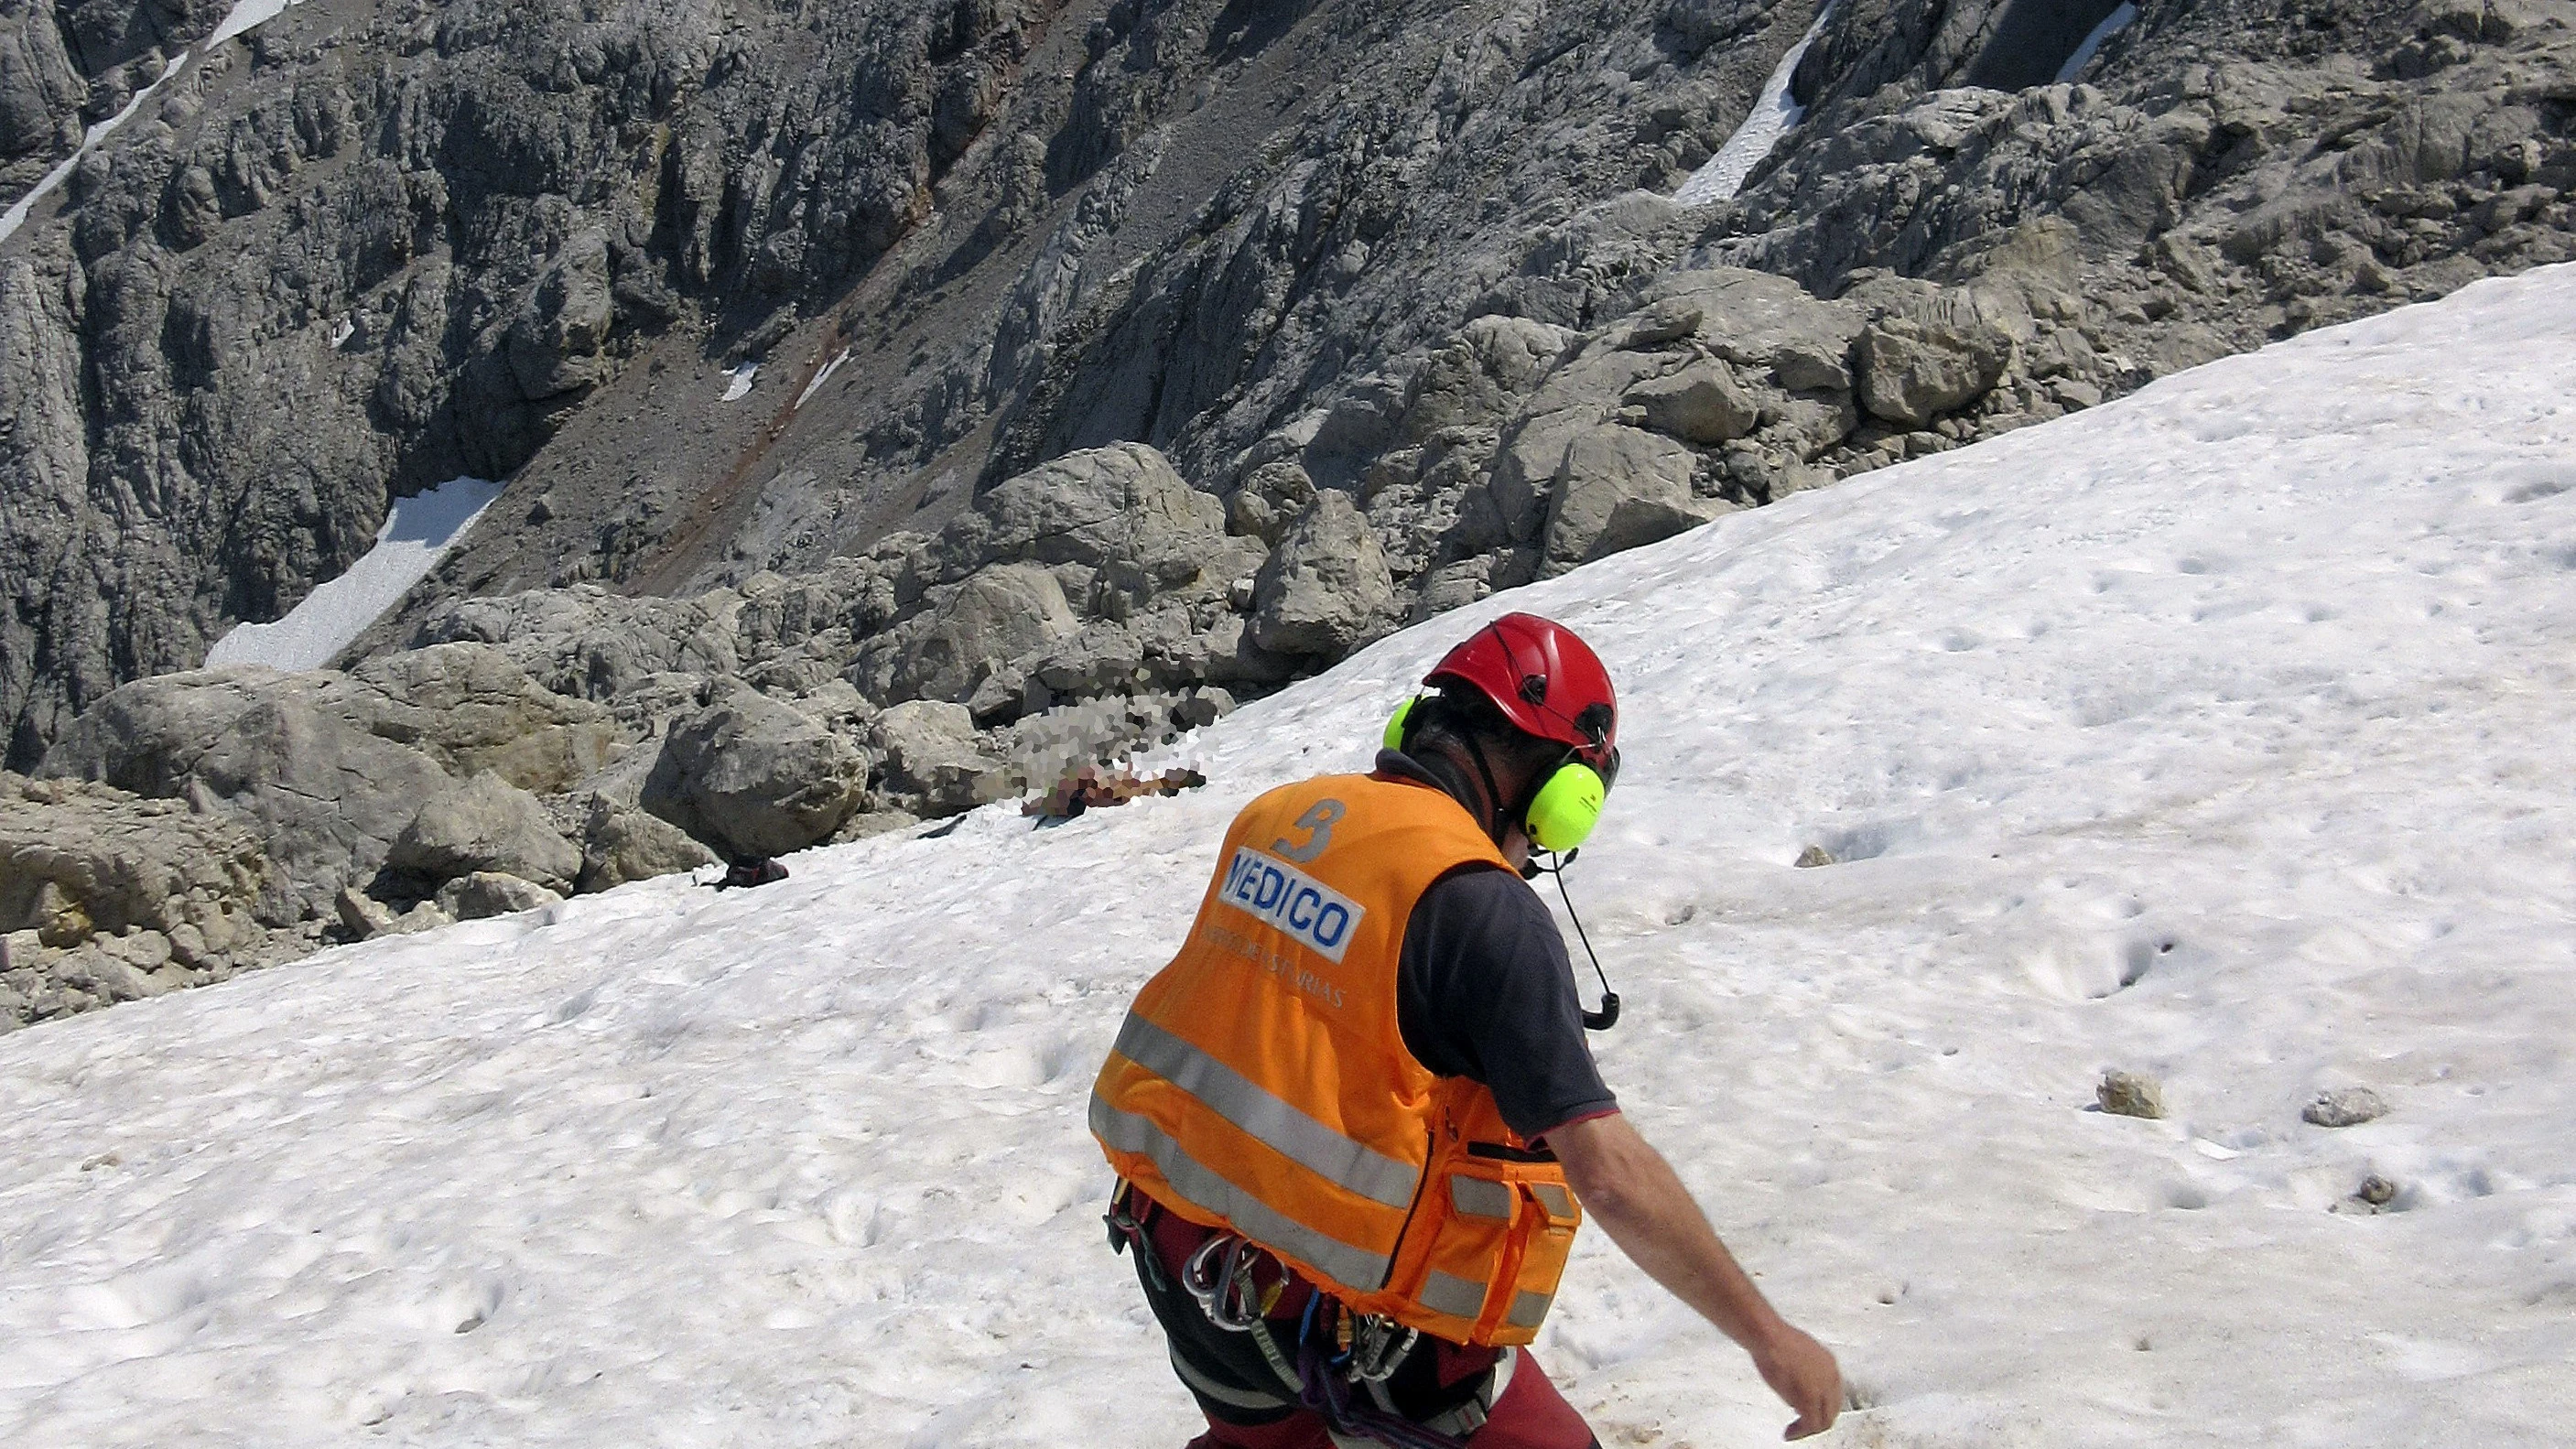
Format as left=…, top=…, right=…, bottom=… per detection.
left=0, top=54, right=187, bottom=248
left=2055, top=3, right=2138, bottom=84
left=1, top=0, right=308, bottom=248
left=5, top=267, right=2576, bottom=1447
left=204, top=477, right=503, bottom=672
left=1676, top=5, right=1835, bottom=207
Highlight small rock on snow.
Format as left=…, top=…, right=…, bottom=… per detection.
left=2096, top=1070, right=2166, bottom=1119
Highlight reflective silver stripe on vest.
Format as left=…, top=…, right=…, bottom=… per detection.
left=1450, top=1176, right=1514, bottom=1220
left=1420, top=1270, right=1489, bottom=1323
left=1092, top=1094, right=1393, bottom=1290
left=1507, top=1290, right=1553, bottom=1330
left=1111, top=1013, right=1421, bottom=1209
left=1530, top=1184, right=1575, bottom=1220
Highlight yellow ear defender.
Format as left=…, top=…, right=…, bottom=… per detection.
left=1524, top=762, right=1608, bottom=853
left=1384, top=694, right=1610, bottom=853
left=1381, top=696, right=1420, bottom=752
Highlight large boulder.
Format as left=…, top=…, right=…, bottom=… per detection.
left=37, top=669, right=456, bottom=923
left=411, top=586, right=747, bottom=708
left=437, top=871, right=566, bottom=922
left=504, top=231, right=614, bottom=400
left=1226, top=460, right=1319, bottom=546
left=1638, top=268, right=1868, bottom=383
left=385, top=773, right=581, bottom=895
left=880, top=562, right=1082, bottom=708
left=577, top=795, right=718, bottom=893
left=1626, top=361, right=1760, bottom=444
left=1392, top=315, right=1580, bottom=444
left=1542, top=426, right=1733, bottom=575
left=0, top=773, right=267, bottom=946
left=641, top=688, right=871, bottom=860
left=322, top=643, right=624, bottom=795
left=1856, top=314, right=2013, bottom=427
left=871, top=699, right=1007, bottom=816
left=1249, top=492, right=1397, bottom=659
left=937, top=442, right=1229, bottom=587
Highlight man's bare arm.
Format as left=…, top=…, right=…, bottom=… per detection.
left=1547, top=1111, right=1842, bottom=1441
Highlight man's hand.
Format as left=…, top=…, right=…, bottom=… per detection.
left=1749, top=1320, right=1842, bottom=1440
left=1548, top=1112, right=1842, bottom=1439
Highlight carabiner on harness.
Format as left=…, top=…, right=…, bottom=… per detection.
left=1181, top=1233, right=1272, bottom=1333
left=1345, top=1313, right=1419, bottom=1384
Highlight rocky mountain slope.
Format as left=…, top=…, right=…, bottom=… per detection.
left=4, top=0, right=2572, bottom=1024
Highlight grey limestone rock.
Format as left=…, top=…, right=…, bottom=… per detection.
left=1626, top=361, right=1762, bottom=444
left=1394, top=317, right=1583, bottom=446
left=1250, top=492, right=1398, bottom=660
left=1856, top=315, right=2015, bottom=427
left=1228, top=461, right=1320, bottom=546
left=939, top=443, right=1230, bottom=586
left=577, top=794, right=718, bottom=894
left=1543, top=426, right=1733, bottom=576
left=324, top=643, right=624, bottom=795
left=874, top=562, right=1083, bottom=711
left=335, top=885, right=401, bottom=941
left=0, top=0, right=86, bottom=176
left=37, top=668, right=457, bottom=924
left=642, top=687, right=871, bottom=860
left=2303, top=1087, right=2390, bottom=1128
left=386, top=772, right=582, bottom=895
left=0, top=770, right=295, bottom=1027
left=871, top=698, right=1007, bottom=816
left=504, top=231, right=615, bottom=401
left=1, top=773, right=267, bottom=940
left=2097, top=1069, right=2167, bottom=1120
left=435, top=871, right=565, bottom=923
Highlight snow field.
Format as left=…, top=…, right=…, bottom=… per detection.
left=204, top=477, right=503, bottom=673
left=1675, top=5, right=1834, bottom=207
left=4, top=265, right=2575, bottom=1447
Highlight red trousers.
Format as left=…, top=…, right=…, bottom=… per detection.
left=1180, top=1353, right=1595, bottom=1449
left=1122, top=1187, right=1597, bottom=1449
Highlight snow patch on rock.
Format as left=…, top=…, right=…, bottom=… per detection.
left=1675, top=5, right=1836, bottom=207
left=205, top=478, right=504, bottom=672
left=2056, top=2, right=2138, bottom=83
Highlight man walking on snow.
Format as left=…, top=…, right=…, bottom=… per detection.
left=1092, top=612, right=1843, bottom=1447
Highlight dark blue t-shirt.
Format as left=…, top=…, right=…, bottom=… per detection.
left=1378, top=751, right=1618, bottom=1139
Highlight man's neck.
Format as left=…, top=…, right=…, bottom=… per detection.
left=1415, top=741, right=1504, bottom=838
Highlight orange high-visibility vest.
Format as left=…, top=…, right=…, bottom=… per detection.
left=1091, top=773, right=1584, bottom=1346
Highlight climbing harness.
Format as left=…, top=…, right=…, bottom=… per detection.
left=1115, top=1180, right=1515, bottom=1449
left=1189, top=1228, right=1483, bottom=1449
left=1102, top=1180, right=1167, bottom=1292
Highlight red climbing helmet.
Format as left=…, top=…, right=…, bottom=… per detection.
left=1423, top=612, right=1619, bottom=773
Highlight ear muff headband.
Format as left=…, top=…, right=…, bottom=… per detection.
left=1525, top=762, right=1607, bottom=853
left=1389, top=693, right=1609, bottom=851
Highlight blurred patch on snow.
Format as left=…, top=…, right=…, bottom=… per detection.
left=204, top=477, right=503, bottom=672
left=721, top=362, right=761, bottom=402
